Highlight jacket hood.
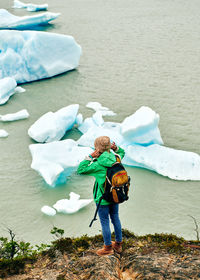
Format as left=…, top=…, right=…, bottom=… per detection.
left=97, top=151, right=117, bottom=167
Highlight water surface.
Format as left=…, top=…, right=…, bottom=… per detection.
left=0, top=0, right=200, bottom=244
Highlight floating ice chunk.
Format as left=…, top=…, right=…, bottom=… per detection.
left=15, top=87, right=26, bottom=93
left=120, top=106, right=163, bottom=145
left=0, top=78, right=26, bottom=105
left=28, top=104, right=79, bottom=143
left=0, top=129, right=8, bottom=137
left=13, top=0, right=48, bottom=12
left=86, top=102, right=109, bottom=111
left=121, top=106, right=160, bottom=137
left=0, top=109, right=29, bottom=121
left=0, top=77, right=16, bottom=105
left=0, top=30, right=81, bottom=84
left=53, top=192, right=92, bottom=214
left=41, top=205, right=56, bottom=216
left=29, top=139, right=93, bottom=186
left=123, top=144, right=200, bottom=181
left=86, top=101, right=116, bottom=116
left=0, top=9, right=59, bottom=29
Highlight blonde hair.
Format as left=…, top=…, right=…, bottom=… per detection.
left=94, top=136, right=111, bottom=153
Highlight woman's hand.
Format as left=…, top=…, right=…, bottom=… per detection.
left=111, top=141, right=117, bottom=151
left=90, top=150, right=101, bottom=158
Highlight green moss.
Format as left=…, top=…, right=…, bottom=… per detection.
left=73, top=235, right=90, bottom=250
left=52, top=237, right=74, bottom=254
left=0, top=257, right=35, bottom=278
left=122, top=229, right=137, bottom=239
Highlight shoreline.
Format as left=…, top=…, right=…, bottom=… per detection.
left=1, top=229, right=200, bottom=279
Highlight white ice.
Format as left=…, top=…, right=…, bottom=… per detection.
left=120, top=106, right=163, bottom=145
left=13, top=0, right=48, bottom=12
left=0, top=77, right=25, bottom=105
left=86, top=101, right=116, bottom=116
left=28, top=104, right=79, bottom=143
left=0, top=30, right=81, bottom=84
left=29, top=139, right=93, bottom=186
left=29, top=104, right=200, bottom=183
left=0, top=9, right=59, bottom=29
left=78, top=106, right=163, bottom=147
left=0, top=129, right=8, bottom=137
left=53, top=192, right=92, bottom=214
left=0, top=109, right=29, bottom=121
left=41, top=205, right=56, bottom=216
left=123, top=144, right=200, bottom=181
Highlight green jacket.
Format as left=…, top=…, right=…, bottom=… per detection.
left=77, top=147, right=125, bottom=205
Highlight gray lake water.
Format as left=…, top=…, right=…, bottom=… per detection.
left=0, top=0, right=200, bottom=244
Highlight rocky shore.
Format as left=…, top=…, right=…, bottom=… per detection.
left=1, top=230, right=200, bottom=280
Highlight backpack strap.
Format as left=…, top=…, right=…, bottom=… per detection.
left=89, top=196, right=103, bottom=227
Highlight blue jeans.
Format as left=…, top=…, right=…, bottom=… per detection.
left=97, top=204, right=122, bottom=246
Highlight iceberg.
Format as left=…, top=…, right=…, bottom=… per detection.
left=0, top=129, right=8, bottom=137
left=123, top=144, right=200, bottom=181
left=78, top=106, right=163, bottom=147
left=0, top=9, right=59, bottom=29
left=53, top=192, right=92, bottom=214
left=29, top=139, right=93, bottom=186
left=28, top=104, right=79, bottom=143
left=120, top=106, right=163, bottom=145
left=41, top=205, right=56, bottom=216
left=0, top=77, right=25, bottom=105
left=0, top=30, right=82, bottom=84
left=0, top=109, right=29, bottom=121
left=13, top=0, right=48, bottom=12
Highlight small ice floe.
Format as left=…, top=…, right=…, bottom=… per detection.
left=0, top=77, right=25, bottom=105
left=29, top=139, right=92, bottom=186
left=0, top=109, right=29, bottom=121
left=28, top=104, right=79, bottom=143
left=0, top=30, right=82, bottom=84
left=53, top=192, right=92, bottom=214
left=41, top=205, right=56, bottom=216
left=0, top=129, right=8, bottom=138
left=13, top=0, right=48, bottom=12
left=86, top=102, right=116, bottom=116
left=0, top=9, right=59, bottom=29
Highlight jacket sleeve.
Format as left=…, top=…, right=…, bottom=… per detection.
left=77, top=159, right=103, bottom=175
left=115, top=146, right=125, bottom=160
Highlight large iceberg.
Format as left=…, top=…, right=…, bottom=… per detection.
left=0, top=30, right=82, bottom=84
left=13, top=0, right=48, bottom=12
left=0, top=109, right=29, bottom=121
left=0, top=77, right=25, bottom=105
left=28, top=104, right=79, bottom=143
left=0, top=9, right=59, bottom=29
left=29, top=139, right=93, bottom=186
left=123, top=144, right=200, bottom=181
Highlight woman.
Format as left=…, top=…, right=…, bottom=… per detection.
left=77, top=136, right=125, bottom=256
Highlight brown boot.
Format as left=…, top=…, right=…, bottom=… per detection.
left=111, top=241, right=123, bottom=253
left=96, top=245, right=114, bottom=256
